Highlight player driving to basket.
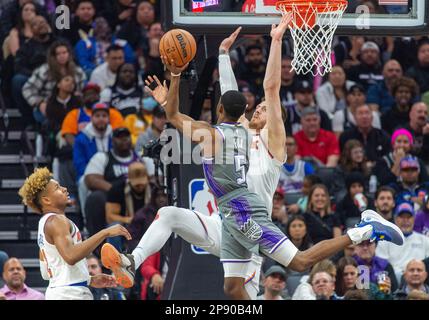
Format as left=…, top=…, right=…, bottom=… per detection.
left=101, top=16, right=405, bottom=300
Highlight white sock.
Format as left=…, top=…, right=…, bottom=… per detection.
left=132, top=207, right=220, bottom=269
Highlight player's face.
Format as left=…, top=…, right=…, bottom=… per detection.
left=42, top=179, right=71, bottom=209
left=249, top=104, right=267, bottom=129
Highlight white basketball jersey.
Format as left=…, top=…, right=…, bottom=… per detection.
left=247, top=134, right=284, bottom=216
left=38, top=213, right=90, bottom=288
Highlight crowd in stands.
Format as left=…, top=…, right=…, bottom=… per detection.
left=0, top=0, right=428, bottom=300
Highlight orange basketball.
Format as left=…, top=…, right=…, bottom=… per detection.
left=159, top=29, right=197, bottom=67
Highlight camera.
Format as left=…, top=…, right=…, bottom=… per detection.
left=142, top=138, right=164, bottom=159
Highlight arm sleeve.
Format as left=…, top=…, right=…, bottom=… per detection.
left=219, top=54, right=238, bottom=95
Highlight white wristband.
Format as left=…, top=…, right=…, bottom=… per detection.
left=161, top=101, right=167, bottom=107
left=170, top=72, right=181, bottom=77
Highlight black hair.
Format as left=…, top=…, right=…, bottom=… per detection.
left=73, top=0, right=95, bottom=12
left=375, top=186, right=395, bottom=200
left=285, top=214, right=313, bottom=251
left=107, top=44, right=124, bottom=54
left=246, top=45, right=263, bottom=55
left=220, top=90, right=248, bottom=120
left=113, top=63, right=138, bottom=88
left=304, top=174, right=323, bottom=186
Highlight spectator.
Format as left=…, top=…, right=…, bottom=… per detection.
left=286, top=80, right=332, bottom=135
left=374, top=128, right=428, bottom=186
left=105, top=162, right=152, bottom=251
left=415, top=195, right=429, bottom=237
left=335, top=256, right=359, bottom=298
left=239, top=82, right=257, bottom=121
left=407, top=290, right=429, bottom=300
left=90, top=44, right=125, bottom=90
left=404, top=102, right=429, bottom=161
left=294, top=107, right=340, bottom=168
left=135, top=105, right=166, bottom=154
left=98, top=0, right=136, bottom=32
left=393, top=259, right=429, bottom=300
left=86, top=254, right=126, bottom=300
left=389, top=156, right=429, bottom=208
left=278, top=136, right=315, bottom=194
left=366, top=59, right=403, bottom=114
left=61, top=0, right=96, bottom=46
left=311, top=271, right=341, bottom=300
left=346, top=41, right=384, bottom=91
left=100, top=62, right=145, bottom=118
left=339, top=104, right=391, bottom=162
left=280, top=56, right=298, bottom=109
left=331, top=139, right=371, bottom=200
left=374, top=186, right=396, bottom=223
left=75, top=16, right=135, bottom=77
left=304, top=184, right=342, bottom=244
left=286, top=175, right=322, bottom=215
left=376, top=202, right=429, bottom=283
left=343, top=289, right=369, bottom=300
left=336, top=172, right=375, bottom=228
left=271, top=188, right=288, bottom=234
left=140, top=250, right=167, bottom=300
left=136, top=21, right=164, bottom=80
left=116, top=0, right=156, bottom=50
left=73, top=103, right=113, bottom=185
left=316, top=66, right=355, bottom=119
left=292, top=259, right=337, bottom=300
left=0, top=258, right=44, bottom=300
left=353, top=240, right=398, bottom=294
left=406, top=39, right=429, bottom=94
left=334, top=35, right=365, bottom=69
left=257, top=266, right=289, bottom=300
left=83, top=127, right=141, bottom=237
left=12, top=15, right=55, bottom=127
left=22, top=40, right=86, bottom=125
left=237, top=45, right=266, bottom=99
left=381, top=77, right=419, bottom=135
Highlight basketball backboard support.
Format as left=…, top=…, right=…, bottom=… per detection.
left=161, top=0, right=429, bottom=36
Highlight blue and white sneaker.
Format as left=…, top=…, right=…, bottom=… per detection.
left=352, top=209, right=405, bottom=245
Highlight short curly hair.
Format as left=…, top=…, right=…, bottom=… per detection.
left=391, top=76, right=419, bottom=99
left=18, top=167, right=53, bottom=214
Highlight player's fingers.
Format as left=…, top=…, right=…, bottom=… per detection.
left=163, top=80, right=167, bottom=88
left=232, top=26, right=242, bottom=37
left=153, top=75, right=162, bottom=86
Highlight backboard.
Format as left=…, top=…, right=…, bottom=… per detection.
left=161, top=0, right=429, bottom=36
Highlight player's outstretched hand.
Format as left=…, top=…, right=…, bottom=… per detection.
left=219, top=26, right=242, bottom=53
left=104, top=224, right=132, bottom=240
left=145, top=75, right=168, bottom=106
left=271, top=13, right=293, bottom=41
left=90, top=274, right=118, bottom=288
left=161, top=55, right=189, bottom=75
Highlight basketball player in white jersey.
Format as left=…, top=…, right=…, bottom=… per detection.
left=18, top=167, right=132, bottom=300
left=101, top=17, right=404, bottom=300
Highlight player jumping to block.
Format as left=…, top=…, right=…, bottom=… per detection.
left=102, top=16, right=405, bottom=300
left=18, top=167, right=132, bottom=300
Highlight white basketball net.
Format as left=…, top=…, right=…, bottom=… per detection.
left=277, top=1, right=347, bottom=76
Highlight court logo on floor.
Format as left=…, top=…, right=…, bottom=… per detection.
left=188, top=179, right=219, bottom=255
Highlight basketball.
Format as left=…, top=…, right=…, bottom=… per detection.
left=159, top=29, right=197, bottom=67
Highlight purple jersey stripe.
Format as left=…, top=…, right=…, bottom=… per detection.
left=202, top=162, right=225, bottom=198
left=230, top=197, right=251, bottom=227
left=260, top=226, right=287, bottom=251
left=269, top=236, right=288, bottom=254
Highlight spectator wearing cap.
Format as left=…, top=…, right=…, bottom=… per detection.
left=286, top=80, right=332, bottom=135
left=376, top=202, right=429, bottom=283
left=278, top=136, right=315, bottom=194
left=0, top=258, right=44, bottom=300
left=393, top=259, right=429, bottom=300
left=316, top=65, right=356, bottom=120
left=353, top=240, right=398, bottom=295
left=332, top=84, right=381, bottom=136
left=373, top=129, right=429, bottom=186
left=381, top=77, right=419, bottom=135
left=366, top=59, right=403, bottom=114
left=105, top=162, right=152, bottom=251
left=406, top=39, right=429, bottom=94
left=294, top=107, right=340, bottom=168
left=257, top=266, right=289, bottom=300
left=83, top=127, right=141, bottom=237
left=346, top=41, right=384, bottom=91
left=339, top=104, right=390, bottom=163
left=280, top=56, right=299, bottom=109
left=415, top=194, right=429, bottom=237
left=90, top=44, right=125, bottom=90
left=389, top=156, right=429, bottom=208
left=271, top=188, right=288, bottom=234
left=403, top=102, right=429, bottom=161
left=336, top=172, right=375, bottom=229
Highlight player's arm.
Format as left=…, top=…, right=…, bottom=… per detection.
left=45, top=215, right=131, bottom=266
left=264, top=14, right=292, bottom=162
left=161, top=56, right=223, bottom=157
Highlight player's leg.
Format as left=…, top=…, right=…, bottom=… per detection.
left=101, top=206, right=222, bottom=288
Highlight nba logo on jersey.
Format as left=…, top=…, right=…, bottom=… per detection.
left=188, top=179, right=219, bottom=255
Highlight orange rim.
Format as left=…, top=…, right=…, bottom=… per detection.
left=276, top=0, right=348, bottom=13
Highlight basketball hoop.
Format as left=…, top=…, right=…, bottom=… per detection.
left=276, top=0, right=348, bottom=76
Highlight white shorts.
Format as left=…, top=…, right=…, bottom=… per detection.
left=45, top=286, right=93, bottom=300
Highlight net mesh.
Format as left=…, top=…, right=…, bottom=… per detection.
left=277, top=1, right=347, bottom=76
